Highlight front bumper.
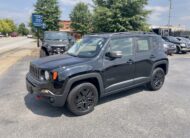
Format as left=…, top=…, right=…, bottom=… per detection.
left=181, top=47, right=190, bottom=52
left=166, top=48, right=176, bottom=55
left=26, top=73, right=66, bottom=107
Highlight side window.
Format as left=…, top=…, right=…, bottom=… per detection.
left=136, top=37, right=150, bottom=52
left=151, top=36, right=163, bottom=49
left=109, top=37, right=134, bottom=57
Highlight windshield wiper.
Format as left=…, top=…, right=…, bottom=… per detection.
left=67, top=52, right=78, bottom=57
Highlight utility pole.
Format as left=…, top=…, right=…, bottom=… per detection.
left=168, top=0, right=172, bottom=26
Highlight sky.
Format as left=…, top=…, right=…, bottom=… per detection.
left=0, top=0, right=190, bottom=29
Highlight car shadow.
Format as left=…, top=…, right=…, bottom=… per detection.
left=24, top=85, right=148, bottom=118
left=24, top=94, right=74, bottom=117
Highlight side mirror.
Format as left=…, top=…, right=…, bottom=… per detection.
left=106, top=51, right=123, bottom=59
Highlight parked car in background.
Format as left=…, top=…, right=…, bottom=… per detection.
left=26, top=32, right=169, bottom=116
left=40, top=31, right=75, bottom=57
left=176, top=37, right=190, bottom=48
left=162, top=39, right=176, bottom=56
left=0, top=33, right=4, bottom=38
left=10, top=32, right=18, bottom=37
left=162, top=36, right=190, bottom=54
left=27, top=34, right=33, bottom=38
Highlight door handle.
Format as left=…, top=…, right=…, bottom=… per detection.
left=150, top=55, right=156, bottom=59
left=127, top=59, right=134, bottom=64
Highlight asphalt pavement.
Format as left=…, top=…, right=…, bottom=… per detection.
left=0, top=39, right=190, bottom=138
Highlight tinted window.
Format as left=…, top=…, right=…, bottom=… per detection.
left=109, top=37, right=133, bottom=56
left=136, top=37, right=150, bottom=52
left=44, top=32, right=68, bottom=40
left=152, top=36, right=163, bottom=49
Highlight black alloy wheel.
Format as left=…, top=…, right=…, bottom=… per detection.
left=67, top=83, right=98, bottom=116
left=152, top=70, right=165, bottom=89
left=147, top=68, right=165, bottom=91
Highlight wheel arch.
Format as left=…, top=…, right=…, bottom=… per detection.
left=41, top=47, right=49, bottom=55
left=152, top=60, right=169, bottom=75
left=61, top=73, right=104, bottom=106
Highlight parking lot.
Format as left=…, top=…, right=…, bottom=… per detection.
left=0, top=38, right=190, bottom=138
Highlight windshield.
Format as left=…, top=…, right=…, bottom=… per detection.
left=67, top=37, right=107, bottom=58
left=166, top=36, right=179, bottom=42
left=44, top=32, right=68, bottom=40
left=177, top=37, right=190, bottom=43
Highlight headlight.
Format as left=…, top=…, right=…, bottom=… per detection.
left=180, top=43, right=186, bottom=47
left=163, top=44, right=168, bottom=48
left=44, top=71, right=50, bottom=80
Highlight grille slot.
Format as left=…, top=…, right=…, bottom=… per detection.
left=30, top=64, right=41, bottom=79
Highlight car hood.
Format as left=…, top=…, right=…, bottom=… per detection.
left=31, top=54, right=90, bottom=70
left=44, top=40, right=69, bottom=47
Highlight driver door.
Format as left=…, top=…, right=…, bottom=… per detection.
left=102, top=36, right=135, bottom=94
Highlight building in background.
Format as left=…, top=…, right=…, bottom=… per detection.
left=59, top=20, right=72, bottom=32
left=59, top=20, right=81, bottom=40
left=151, top=25, right=190, bottom=38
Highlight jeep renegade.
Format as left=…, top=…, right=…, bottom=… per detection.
left=40, top=31, right=75, bottom=57
left=26, top=32, right=169, bottom=116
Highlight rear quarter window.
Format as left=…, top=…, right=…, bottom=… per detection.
left=136, top=37, right=150, bottom=52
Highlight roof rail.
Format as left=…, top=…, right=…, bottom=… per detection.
left=111, top=31, right=156, bottom=36
left=85, top=31, right=157, bottom=37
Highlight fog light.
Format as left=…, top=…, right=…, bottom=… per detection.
left=49, top=97, right=55, bottom=103
left=41, top=89, right=49, bottom=94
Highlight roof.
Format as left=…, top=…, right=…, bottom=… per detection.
left=86, top=32, right=158, bottom=38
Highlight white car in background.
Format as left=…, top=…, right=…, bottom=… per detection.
left=0, top=33, right=4, bottom=38
left=27, top=34, right=33, bottom=38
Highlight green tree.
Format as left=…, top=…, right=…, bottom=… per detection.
left=92, top=0, right=150, bottom=32
left=18, top=23, right=29, bottom=36
left=0, top=20, right=4, bottom=33
left=34, top=0, right=61, bottom=32
left=4, top=19, right=17, bottom=32
left=0, top=20, right=11, bottom=34
left=70, top=2, right=92, bottom=35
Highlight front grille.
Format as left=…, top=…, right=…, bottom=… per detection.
left=51, top=47, right=66, bottom=55
left=30, top=64, right=41, bottom=79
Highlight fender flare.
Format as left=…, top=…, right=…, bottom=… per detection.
left=152, top=60, right=169, bottom=74
left=60, top=73, right=104, bottom=105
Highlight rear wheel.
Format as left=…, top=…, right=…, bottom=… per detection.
left=40, top=49, right=47, bottom=57
left=67, top=83, right=98, bottom=116
left=147, top=68, right=165, bottom=91
left=176, top=46, right=181, bottom=54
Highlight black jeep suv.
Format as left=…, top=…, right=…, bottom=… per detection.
left=26, top=32, right=169, bottom=116
left=40, top=31, right=75, bottom=57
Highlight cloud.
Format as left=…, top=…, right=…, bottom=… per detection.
left=146, top=6, right=169, bottom=21
left=59, top=0, right=93, bottom=6
left=180, top=16, right=190, bottom=21
left=0, top=8, right=33, bottom=25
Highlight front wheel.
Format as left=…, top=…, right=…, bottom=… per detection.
left=40, top=49, right=47, bottom=57
left=67, top=83, right=98, bottom=116
left=176, top=46, right=181, bottom=54
left=147, top=68, right=165, bottom=91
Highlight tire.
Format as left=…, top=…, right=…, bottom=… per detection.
left=147, top=68, right=165, bottom=91
left=176, top=46, right=181, bottom=54
left=40, top=49, right=47, bottom=57
left=182, top=51, right=187, bottom=54
left=67, top=83, right=98, bottom=116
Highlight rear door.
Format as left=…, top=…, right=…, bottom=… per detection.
left=134, top=36, right=154, bottom=84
